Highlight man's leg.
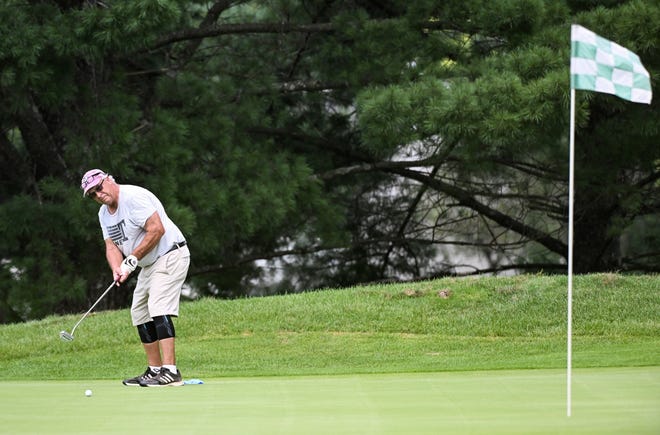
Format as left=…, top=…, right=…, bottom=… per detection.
left=140, top=315, right=183, bottom=386
left=140, top=248, right=189, bottom=386
left=153, top=315, right=176, bottom=365
left=136, top=321, right=162, bottom=367
left=123, top=321, right=160, bottom=386
left=159, top=337, right=175, bottom=365
left=144, top=341, right=163, bottom=367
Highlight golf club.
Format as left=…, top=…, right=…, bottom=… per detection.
left=60, top=281, right=117, bottom=341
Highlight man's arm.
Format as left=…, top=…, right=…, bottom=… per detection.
left=105, top=238, right=125, bottom=283
left=113, top=211, right=165, bottom=284
left=131, top=211, right=165, bottom=261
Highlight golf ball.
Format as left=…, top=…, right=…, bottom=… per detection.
left=85, top=389, right=92, bottom=397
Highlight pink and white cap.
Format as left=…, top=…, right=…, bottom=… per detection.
left=81, top=169, right=108, bottom=197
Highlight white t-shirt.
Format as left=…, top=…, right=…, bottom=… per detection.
left=99, top=184, right=186, bottom=267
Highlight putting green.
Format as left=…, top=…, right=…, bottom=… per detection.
left=1, top=367, right=658, bottom=434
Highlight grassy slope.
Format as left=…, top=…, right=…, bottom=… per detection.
left=0, top=273, right=658, bottom=380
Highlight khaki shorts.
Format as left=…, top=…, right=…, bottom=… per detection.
left=131, top=245, right=190, bottom=326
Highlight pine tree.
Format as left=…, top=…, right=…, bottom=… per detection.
left=0, top=0, right=657, bottom=322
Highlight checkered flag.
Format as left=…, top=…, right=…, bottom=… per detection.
left=570, top=24, right=652, bottom=104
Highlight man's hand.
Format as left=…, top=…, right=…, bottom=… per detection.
left=120, top=255, right=138, bottom=276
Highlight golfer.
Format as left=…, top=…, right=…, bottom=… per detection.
left=81, top=169, right=190, bottom=387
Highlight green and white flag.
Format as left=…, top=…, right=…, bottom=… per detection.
left=567, top=24, right=652, bottom=418
left=570, top=24, right=652, bottom=104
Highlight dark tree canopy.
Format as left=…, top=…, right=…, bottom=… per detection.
left=1, top=0, right=658, bottom=323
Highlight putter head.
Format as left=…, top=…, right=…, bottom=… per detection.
left=59, top=331, right=74, bottom=342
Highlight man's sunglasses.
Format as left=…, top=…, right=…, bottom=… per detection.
left=87, top=178, right=105, bottom=198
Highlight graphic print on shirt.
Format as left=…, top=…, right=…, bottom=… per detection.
left=107, top=220, right=128, bottom=247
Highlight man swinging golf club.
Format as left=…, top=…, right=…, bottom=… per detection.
left=81, top=169, right=190, bottom=387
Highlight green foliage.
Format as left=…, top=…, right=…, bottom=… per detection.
left=1, top=0, right=658, bottom=323
left=0, top=182, right=108, bottom=323
left=72, top=0, right=182, bottom=52
left=356, top=0, right=658, bottom=277
left=357, top=85, right=418, bottom=154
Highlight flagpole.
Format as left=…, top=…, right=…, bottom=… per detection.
left=568, top=24, right=652, bottom=419
left=567, top=88, right=576, bottom=418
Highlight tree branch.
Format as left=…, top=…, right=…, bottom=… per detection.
left=380, top=164, right=440, bottom=274
left=15, top=94, right=68, bottom=180
left=189, top=231, right=557, bottom=277
left=150, top=22, right=336, bottom=52
left=316, top=156, right=448, bottom=180
left=0, top=130, right=31, bottom=199
left=148, top=17, right=466, bottom=53
left=431, top=262, right=567, bottom=277
left=177, top=0, right=245, bottom=66
left=388, top=168, right=568, bottom=257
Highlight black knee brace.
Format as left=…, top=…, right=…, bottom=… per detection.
left=153, top=315, right=176, bottom=339
left=137, top=321, right=158, bottom=344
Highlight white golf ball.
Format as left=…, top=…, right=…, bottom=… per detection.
left=85, top=389, right=92, bottom=397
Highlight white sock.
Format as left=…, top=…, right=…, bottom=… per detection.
left=162, top=364, right=177, bottom=374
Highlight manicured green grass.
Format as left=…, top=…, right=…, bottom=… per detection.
left=1, top=368, right=658, bottom=434
left=0, top=274, right=658, bottom=433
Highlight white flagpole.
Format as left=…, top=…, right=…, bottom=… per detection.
left=567, top=88, right=576, bottom=417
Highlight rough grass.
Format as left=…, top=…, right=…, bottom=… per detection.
left=0, top=273, right=658, bottom=380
